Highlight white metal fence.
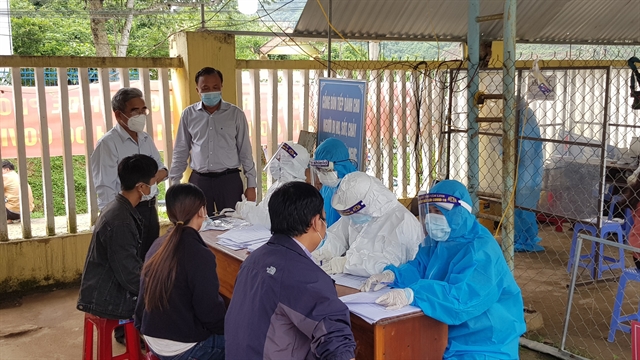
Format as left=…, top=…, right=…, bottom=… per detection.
left=0, top=61, right=177, bottom=241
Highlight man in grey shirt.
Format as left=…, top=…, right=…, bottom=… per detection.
left=91, top=87, right=168, bottom=260
left=169, top=67, right=257, bottom=215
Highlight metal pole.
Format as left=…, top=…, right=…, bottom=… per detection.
left=501, top=0, right=517, bottom=271
left=561, top=235, right=584, bottom=351
left=590, top=67, right=612, bottom=279
left=467, top=0, right=480, bottom=214
left=327, top=0, right=332, bottom=77
left=445, top=69, right=454, bottom=180
left=200, top=4, right=205, bottom=29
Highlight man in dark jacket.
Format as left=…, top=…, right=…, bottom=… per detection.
left=77, top=154, right=158, bottom=344
left=225, top=181, right=356, bottom=360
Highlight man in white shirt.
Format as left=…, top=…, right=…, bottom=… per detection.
left=91, top=87, right=168, bottom=260
left=169, top=67, right=257, bottom=215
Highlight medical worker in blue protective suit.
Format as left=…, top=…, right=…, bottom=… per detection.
left=361, top=180, right=526, bottom=359
left=313, top=138, right=357, bottom=226
left=515, top=102, right=544, bottom=252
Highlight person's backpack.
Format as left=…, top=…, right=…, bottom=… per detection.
left=629, top=57, right=640, bottom=110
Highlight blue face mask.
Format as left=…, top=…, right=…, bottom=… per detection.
left=315, top=219, right=328, bottom=251
left=425, top=213, right=451, bottom=241
left=201, top=91, right=222, bottom=107
left=350, top=213, right=372, bottom=225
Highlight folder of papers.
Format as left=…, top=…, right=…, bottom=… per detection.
left=330, top=273, right=369, bottom=290
left=340, top=288, right=422, bottom=324
left=211, top=224, right=272, bottom=251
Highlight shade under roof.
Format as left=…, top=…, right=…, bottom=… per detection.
left=293, top=0, right=640, bottom=45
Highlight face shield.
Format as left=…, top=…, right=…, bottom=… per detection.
left=310, top=159, right=339, bottom=187
left=310, top=159, right=357, bottom=188
left=336, top=200, right=372, bottom=225
left=418, top=193, right=472, bottom=241
left=264, top=142, right=299, bottom=182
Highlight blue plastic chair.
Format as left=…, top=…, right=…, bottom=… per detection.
left=567, top=196, right=628, bottom=279
left=608, top=267, right=640, bottom=342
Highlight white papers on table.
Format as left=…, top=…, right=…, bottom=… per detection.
left=330, top=273, right=369, bottom=290
left=213, top=224, right=271, bottom=251
left=340, top=288, right=422, bottom=324
left=218, top=224, right=271, bottom=242
left=247, top=241, right=267, bottom=252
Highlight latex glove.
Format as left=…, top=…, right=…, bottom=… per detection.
left=375, top=288, right=414, bottom=310
left=234, top=195, right=256, bottom=219
left=311, top=245, right=333, bottom=264
left=360, top=270, right=395, bottom=292
left=321, top=256, right=347, bottom=274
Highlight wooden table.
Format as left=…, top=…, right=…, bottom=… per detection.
left=202, top=230, right=448, bottom=359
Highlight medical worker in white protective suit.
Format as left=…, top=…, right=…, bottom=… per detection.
left=312, top=171, right=423, bottom=277
left=361, top=180, right=525, bottom=359
left=235, top=142, right=310, bottom=229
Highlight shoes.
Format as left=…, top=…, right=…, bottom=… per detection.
left=7, top=219, right=20, bottom=224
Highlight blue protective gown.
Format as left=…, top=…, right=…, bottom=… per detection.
left=385, top=180, right=526, bottom=359
left=515, top=107, right=544, bottom=252
left=314, top=138, right=357, bottom=226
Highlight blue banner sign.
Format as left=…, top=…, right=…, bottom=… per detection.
left=317, top=78, right=367, bottom=171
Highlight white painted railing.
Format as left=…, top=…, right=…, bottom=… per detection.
left=0, top=57, right=180, bottom=241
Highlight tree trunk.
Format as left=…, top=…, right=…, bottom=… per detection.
left=87, top=0, right=113, bottom=57
left=116, top=0, right=136, bottom=57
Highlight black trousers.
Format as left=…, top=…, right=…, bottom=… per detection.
left=6, top=209, right=20, bottom=220
left=135, top=199, right=159, bottom=260
left=189, top=171, right=243, bottom=216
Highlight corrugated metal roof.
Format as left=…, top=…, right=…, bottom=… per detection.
left=293, top=0, right=640, bottom=44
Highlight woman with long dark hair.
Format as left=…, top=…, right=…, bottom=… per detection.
left=134, top=183, right=225, bottom=360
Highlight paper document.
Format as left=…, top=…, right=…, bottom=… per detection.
left=340, top=288, right=422, bottom=324
left=330, top=273, right=369, bottom=290
left=217, top=224, right=272, bottom=244
left=340, top=287, right=393, bottom=304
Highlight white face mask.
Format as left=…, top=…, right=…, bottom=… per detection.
left=141, top=184, right=157, bottom=202
left=317, top=171, right=340, bottom=188
left=425, top=213, right=451, bottom=241
left=268, top=161, right=282, bottom=180
left=126, top=114, right=147, bottom=132
left=200, top=209, right=211, bottom=232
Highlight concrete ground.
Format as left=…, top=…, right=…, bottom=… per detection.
left=5, top=214, right=93, bottom=241
left=516, top=223, right=637, bottom=359
left=0, top=286, right=556, bottom=360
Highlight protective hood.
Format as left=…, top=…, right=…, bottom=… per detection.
left=269, top=141, right=310, bottom=183
left=314, top=138, right=357, bottom=179
left=429, top=180, right=476, bottom=241
left=331, top=171, right=397, bottom=218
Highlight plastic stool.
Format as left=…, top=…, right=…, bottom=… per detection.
left=141, top=340, right=159, bottom=360
left=567, top=220, right=626, bottom=279
left=143, top=352, right=160, bottom=360
left=83, top=313, right=143, bottom=360
left=608, top=268, right=640, bottom=342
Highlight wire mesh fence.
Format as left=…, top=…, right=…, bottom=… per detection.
left=441, top=55, right=639, bottom=358
left=238, top=50, right=639, bottom=358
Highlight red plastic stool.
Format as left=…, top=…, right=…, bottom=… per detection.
left=83, top=313, right=143, bottom=360
left=141, top=340, right=160, bottom=360
left=143, top=352, right=160, bottom=360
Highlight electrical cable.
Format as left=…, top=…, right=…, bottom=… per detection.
left=313, top=0, right=365, bottom=60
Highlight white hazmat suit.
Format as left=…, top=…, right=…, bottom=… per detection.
left=312, top=171, right=423, bottom=277
left=236, top=142, right=310, bottom=229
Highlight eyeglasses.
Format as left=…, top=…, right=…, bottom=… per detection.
left=127, top=108, right=150, bottom=117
